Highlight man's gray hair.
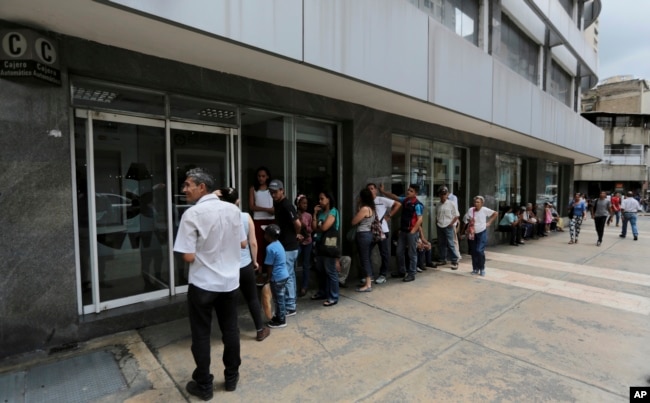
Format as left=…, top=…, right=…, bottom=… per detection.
left=186, top=168, right=215, bottom=192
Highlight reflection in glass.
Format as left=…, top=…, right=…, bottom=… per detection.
left=75, top=117, right=170, bottom=305
left=171, top=128, right=230, bottom=287
left=495, top=154, right=522, bottom=209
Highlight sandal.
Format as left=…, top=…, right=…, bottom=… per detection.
left=355, top=287, right=372, bottom=293
left=310, top=293, right=326, bottom=300
left=323, top=300, right=338, bottom=307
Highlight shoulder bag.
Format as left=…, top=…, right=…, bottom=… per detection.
left=318, top=210, right=341, bottom=258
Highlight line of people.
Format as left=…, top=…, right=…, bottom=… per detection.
left=171, top=166, right=518, bottom=399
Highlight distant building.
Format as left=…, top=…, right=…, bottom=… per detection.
left=577, top=76, right=650, bottom=196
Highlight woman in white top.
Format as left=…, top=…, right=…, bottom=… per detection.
left=461, top=195, right=497, bottom=276
left=248, top=166, right=275, bottom=268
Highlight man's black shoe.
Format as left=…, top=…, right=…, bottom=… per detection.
left=391, top=272, right=405, bottom=278
left=225, top=373, right=239, bottom=392
left=402, top=274, right=415, bottom=282
left=186, top=381, right=213, bottom=401
left=634, top=235, right=638, bottom=241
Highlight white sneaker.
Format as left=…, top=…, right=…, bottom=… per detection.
left=374, top=275, right=387, bottom=284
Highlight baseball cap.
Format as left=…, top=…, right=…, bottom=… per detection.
left=268, top=179, right=283, bottom=191
left=438, top=186, right=449, bottom=195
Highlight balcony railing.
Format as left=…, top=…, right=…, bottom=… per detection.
left=602, top=144, right=644, bottom=165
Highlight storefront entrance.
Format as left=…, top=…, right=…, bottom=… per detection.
left=74, top=110, right=237, bottom=313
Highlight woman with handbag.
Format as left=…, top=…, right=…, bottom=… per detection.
left=460, top=195, right=497, bottom=276
left=311, top=191, right=340, bottom=307
left=351, top=188, right=376, bottom=293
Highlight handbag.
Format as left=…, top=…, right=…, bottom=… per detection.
left=317, top=210, right=341, bottom=257
left=370, top=213, right=384, bottom=242
left=465, top=208, right=476, bottom=240
left=260, top=283, right=273, bottom=320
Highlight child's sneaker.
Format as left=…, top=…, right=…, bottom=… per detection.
left=267, top=318, right=287, bottom=328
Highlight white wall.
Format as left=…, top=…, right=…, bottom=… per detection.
left=303, top=0, right=428, bottom=100
left=107, top=0, right=602, bottom=160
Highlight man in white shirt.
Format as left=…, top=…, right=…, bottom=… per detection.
left=436, top=186, right=460, bottom=269
left=173, top=168, right=245, bottom=399
left=367, top=183, right=401, bottom=284
left=620, top=191, right=641, bottom=240
left=445, top=186, right=462, bottom=261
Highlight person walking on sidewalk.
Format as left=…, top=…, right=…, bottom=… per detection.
left=173, top=168, right=245, bottom=399
left=591, top=191, right=612, bottom=247
left=620, top=191, right=641, bottom=241
left=609, top=192, right=621, bottom=226
left=436, top=186, right=460, bottom=269
left=568, top=192, right=587, bottom=244
left=460, top=196, right=497, bottom=276
left=366, top=183, right=401, bottom=284
left=380, top=183, right=424, bottom=282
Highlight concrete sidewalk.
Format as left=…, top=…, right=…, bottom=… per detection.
left=2, top=217, right=649, bottom=402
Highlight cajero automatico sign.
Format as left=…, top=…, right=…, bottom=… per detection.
left=1, top=29, right=61, bottom=85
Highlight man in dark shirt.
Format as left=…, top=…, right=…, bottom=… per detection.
left=269, top=179, right=302, bottom=316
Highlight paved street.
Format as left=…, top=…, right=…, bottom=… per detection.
left=2, top=217, right=649, bottom=402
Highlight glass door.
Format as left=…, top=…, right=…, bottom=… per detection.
left=75, top=112, right=236, bottom=313
left=76, top=111, right=169, bottom=313
left=170, top=122, right=234, bottom=291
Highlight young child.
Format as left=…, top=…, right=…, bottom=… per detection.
left=264, top=224, right=290, bottom=328
left=295, top=194, right=313, bottom=297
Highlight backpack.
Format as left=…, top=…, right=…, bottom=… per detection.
left=371, top=213, right=384, bottom=242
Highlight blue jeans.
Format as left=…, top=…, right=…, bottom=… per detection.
left=187, top=284, right=240, bottom=389
left=614, top=210, right=621, bottom=225
left=369, top=233, right=391, bottom=276
left=437, top=225, right=459, bottom=262
left=316, top=255, right=339, bottom=302
left=356, top=231, right=374, bottom=278
left=397, top=231, right=418, bottom=275
left=270, top=277, right=289, bottom=322
left=467, top=230, right=487, bottom=272
left=299, top=242, right=313, bottom=291
left=621, top=213, right=638, bottom=237
left=284, top=249, right=298, bottom=311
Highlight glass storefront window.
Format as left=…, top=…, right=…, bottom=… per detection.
left=391, top=135, right=467, bottom=241
left=537, top=162, right=558, bottom=206
left=295, top=119, right=338, bottom=204
left=495, top=153, right=522, bottom=210
left=72, top=78, right=339, bottom=313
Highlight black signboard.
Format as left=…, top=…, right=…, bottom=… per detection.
left=1, top=29, right=61, bottom=85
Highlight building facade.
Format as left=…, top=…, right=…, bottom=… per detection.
left=578, top=76, right=650, bottom=197
left=0, top=0, right=602, bottom=357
